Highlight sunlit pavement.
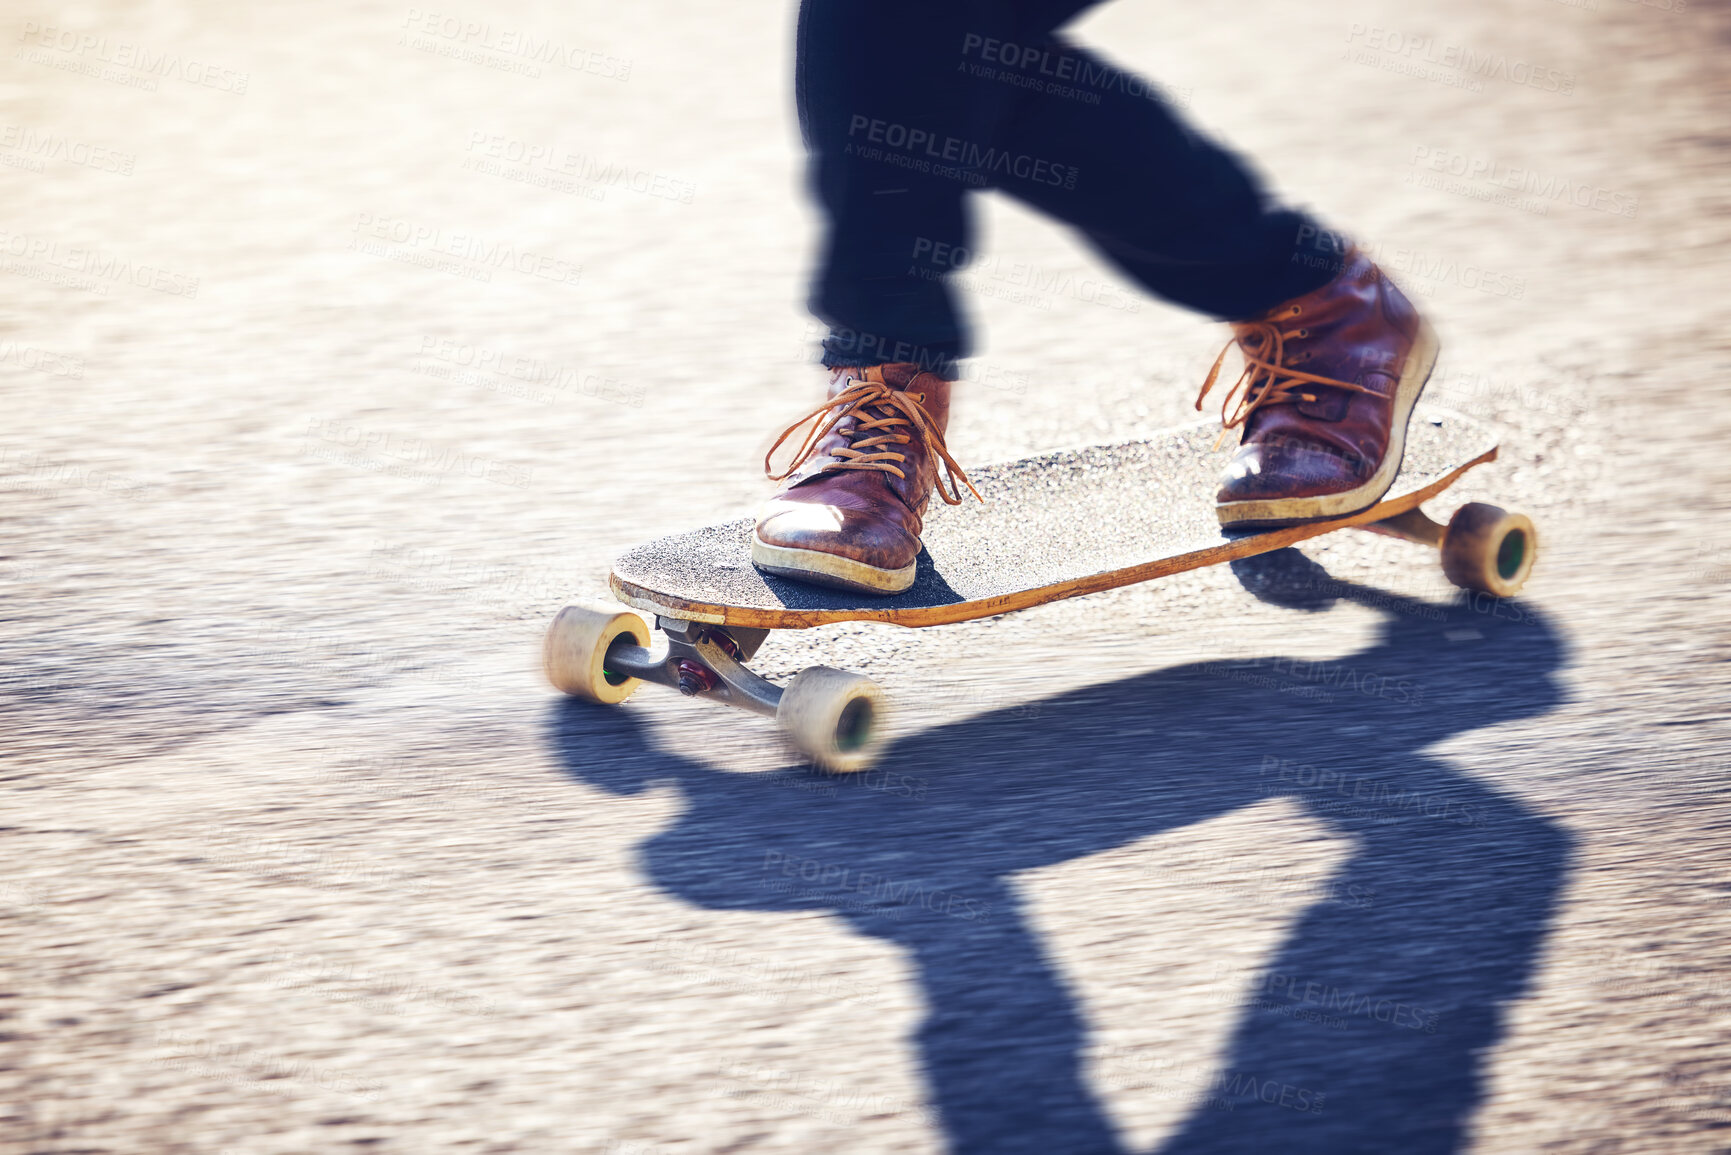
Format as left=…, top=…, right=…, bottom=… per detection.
left=2, top=1, right=1729, bottom=1152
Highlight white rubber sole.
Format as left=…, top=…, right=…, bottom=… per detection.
left=750, top=534, right=917, bottom=595
left=1216, top=321, right=1441, bottom=528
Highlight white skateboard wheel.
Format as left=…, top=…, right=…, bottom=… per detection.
left=1441, top=503, right=1537, bottom=597
left=777, top=666, right=888, bottom=773
left=543, top=602, right=651, bottom=704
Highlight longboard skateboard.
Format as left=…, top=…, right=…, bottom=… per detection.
left=545, top=404, right=1535, bottom=771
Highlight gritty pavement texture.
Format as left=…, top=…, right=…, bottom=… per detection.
left=1, top=1, right=1728, bottom=1153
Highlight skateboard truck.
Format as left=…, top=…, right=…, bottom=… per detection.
left=544, top=609, right=887, bottom=772
left=610, top=618, right=777, bottom=712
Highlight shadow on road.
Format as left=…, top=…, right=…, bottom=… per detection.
left=548, top=550, right=1573, bottom=1155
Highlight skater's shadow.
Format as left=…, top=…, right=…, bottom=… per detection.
left=549, top=550, right=1572, bottom=1155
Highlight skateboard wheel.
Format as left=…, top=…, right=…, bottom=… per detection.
left=543, top=602, right=651, bottom=704
left=1441, top=503, right=1537, bottom=597
left=776, top=667, right=887, bottom=774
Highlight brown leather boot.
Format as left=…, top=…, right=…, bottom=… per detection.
left=1196, top=247, right=1439, bottom=528
left=753, top=363, right=978, bottom=595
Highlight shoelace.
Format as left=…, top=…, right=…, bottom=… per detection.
left=764, top=377, right=982, bottom=505
left=1194, top=307, right=1380, bottom=448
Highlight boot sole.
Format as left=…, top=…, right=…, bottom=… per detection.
left=750, top=535, right=917, bottom=596
left=1216, top=321, right=1441, bottom=530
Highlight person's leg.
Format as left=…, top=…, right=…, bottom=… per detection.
left=763, top=4, right=1431, bottom=595
left=963, top=33, right=1435, bottom=527
left=795, top=0, right=1014, bottom=374
left=794, top=1, right=1116, bottom=369
left=755, top=0, right=1043, bottom=594
left=935, top=31, right=1330, bottom=319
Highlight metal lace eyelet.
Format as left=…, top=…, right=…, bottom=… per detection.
left=1296, top=328, right=1310, bottom=338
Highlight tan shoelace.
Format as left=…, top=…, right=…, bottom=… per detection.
left=764, top=377, right=982, bottom=505
left=1194, top=307, right=1380, bottom=448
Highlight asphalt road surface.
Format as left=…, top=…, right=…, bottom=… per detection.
left=3, top=1, right=1729, bottom=1152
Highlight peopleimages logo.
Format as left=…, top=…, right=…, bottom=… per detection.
left=958, top=32, right=1170, bottom=106
left=0, top=125, right=134, bottom=174
left=0, top=228, right=199, bottom=297
left=1343, top=24, right=1577, bottom=95
left=910, top=236, right=1141, bottom=313
left=1410, top=146, right=1638, bottom=218
left=1292, top=225, right=1529, bottom=301
left=398, top=8, right=632, bottom=80
left=1260, top=755, right=1484, bottom=827
left=1217, top=962, right=1442, bottom=1033
left=15, top=21, right=250, bottom=94
left=463, top=131, right=695, bottom=204
left=761, top=850, right=992, bottom=922
left=348, top=212, right=583, bottom=287
left=845, top=115, right=1078, bottom=190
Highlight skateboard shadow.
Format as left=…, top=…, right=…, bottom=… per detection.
left=548, top=550, right=1572, bottom=1155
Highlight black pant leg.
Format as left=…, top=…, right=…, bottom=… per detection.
left=795, top=2, right=1333, bottom=372
left=963, top=33, right=1332, bottom=319
left=797, top=0, right=1047, bottom=372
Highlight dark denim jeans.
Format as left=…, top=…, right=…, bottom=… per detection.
left=795, top=0, right=1333, bottom=373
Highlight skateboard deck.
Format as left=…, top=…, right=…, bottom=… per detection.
left=551, top=402, right=1531, bottom=770
left=611, top=404, right=1500, bottom=631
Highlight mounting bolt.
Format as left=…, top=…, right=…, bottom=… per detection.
left=677, top=659, right=718, bottom=697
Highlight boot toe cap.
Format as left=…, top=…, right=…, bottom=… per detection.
left=752, top=495, right=921, bottom=594
left=755, top=498, right=919, bottom=566
left=1216, top=440, right=1375, bottom=504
